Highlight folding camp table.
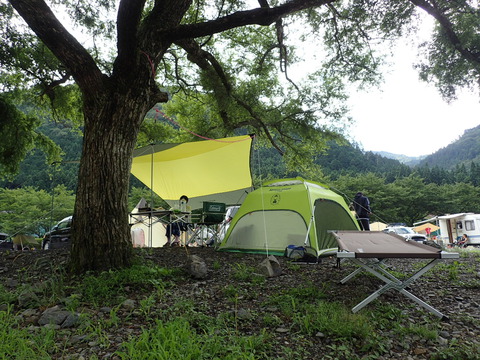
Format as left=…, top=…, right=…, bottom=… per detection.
left=130, top=209, right=191, bottom=246
left=332, top=231, right=459, bottom=319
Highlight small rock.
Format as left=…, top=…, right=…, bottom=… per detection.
left=315, top=332, right=326, bottom=338
left=70, top=335, right=88, bottom=345
left=439, top=330, right=450, bottom=339
left=236, top=308, right=251, bottom=320
left=413, top=348, right=427, bottom=355
left=275, top=327, right=289, bottom=333
left=122, top=299, right=136, bottom=310
left=6, top=279, right=18, bottom=288
left=38, top=305, right=79, bottom=328
left=257, top=255, right=282, bottom=277
left=21, top=308, right=38, bottom=317
left=17, top=290, right=40, bottom=308
left=186, top=255, right=208, bottom=279
left=438, top=336, right=448, bottom=346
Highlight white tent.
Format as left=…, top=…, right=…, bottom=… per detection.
left=129, top=198, right=169, bottom=247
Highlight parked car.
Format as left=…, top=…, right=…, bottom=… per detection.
left=42, top=216, right=73, bottom=250
left=383, top=226, right=427, bottom=242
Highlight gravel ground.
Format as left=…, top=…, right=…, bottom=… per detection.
left=0, top=247, right=479, bottom=359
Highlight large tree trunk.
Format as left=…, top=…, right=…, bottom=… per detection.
left=66, top=0, right=186, bottom=273
left=69, top=91, right=149, bottom=272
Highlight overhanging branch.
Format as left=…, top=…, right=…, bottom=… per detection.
left=409, top=0, right=480, bottom=65
left=8, top=0, right=104, bottom=96
left=163, top=0, right=337, bottom=40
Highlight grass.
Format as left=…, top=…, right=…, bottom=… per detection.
left=116, top=318, right=271, bottom=360
left=80, top=264, right=177, bottom=306
left=0, top=252, right=479, bottom=359
left=0, top=306, right=57, bottom=359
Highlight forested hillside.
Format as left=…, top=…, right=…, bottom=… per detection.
left=4, top=120, right=480, bottom=191
left=0, top=121, right=82, bottom=191
left=3, top=120, right=480, bottom=237
left=418, top=125, right=480, bottom=170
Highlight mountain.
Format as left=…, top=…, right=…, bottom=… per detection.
left=373, top=151, right=426, bottom=166
left=4, top=121, right=480, bottom=192
left=417, top=125, right=480, bottom=170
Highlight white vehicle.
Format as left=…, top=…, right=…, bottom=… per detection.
left=436, top=213, right=480, bottom=247
left=383, top=226, right=427, bottom=242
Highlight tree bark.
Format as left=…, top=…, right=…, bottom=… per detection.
left=69, top=93, right=140, bottom=271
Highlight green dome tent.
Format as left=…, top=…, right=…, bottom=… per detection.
left=217, top=178, right=360, bottom=256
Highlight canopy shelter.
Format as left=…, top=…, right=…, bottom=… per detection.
left=413, top=222, right=440, bottom=234
left=370, top=221, right=387, bottom=231
left=131, top=135, right=254, bottom=210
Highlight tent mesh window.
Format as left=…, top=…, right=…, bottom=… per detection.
left=225, top=210, right=308, bottom=252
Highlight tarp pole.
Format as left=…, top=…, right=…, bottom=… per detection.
left=149, top=144, right=154, bottom=248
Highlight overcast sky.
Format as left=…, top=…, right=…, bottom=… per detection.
left=344, top=15, right=480, bottom=158
left=347, top=54, right=480, bottom=158
left=289, top=12, right=480, bottom=158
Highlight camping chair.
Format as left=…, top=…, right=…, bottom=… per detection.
left=187, top=202, right=226, bottom=247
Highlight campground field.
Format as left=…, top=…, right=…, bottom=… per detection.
left=0, top=247, right=479, bottom=359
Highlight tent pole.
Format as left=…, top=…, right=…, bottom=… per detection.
left=303, top=182, right=318, bottom=255
left=304, top=215, right=313, bottom=246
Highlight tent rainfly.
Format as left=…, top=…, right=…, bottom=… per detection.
left=131, top=135, right=254, bottom=209
left=217, top=178, right=360, bottom=256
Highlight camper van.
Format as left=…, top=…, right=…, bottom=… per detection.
left=437, top=213, right=480, bottom=247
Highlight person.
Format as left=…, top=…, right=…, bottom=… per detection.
left=165, top=195, right=190, bottom=246
left=455, top=234, right=468, bottom=248
left=352, top=191, right=371, bottom=231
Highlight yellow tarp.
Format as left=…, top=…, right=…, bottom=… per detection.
left=131, top=135, right=253, bottom=209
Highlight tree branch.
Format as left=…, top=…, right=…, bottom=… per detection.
left=175, top=38, right=285, bottom=154
left=163, top=0, right=337, bottom=40
left=409, top=0, right=480, bottom=65
left=113, top=0, right=147, bottom=77
left=8, top=0, right=105, bottom=97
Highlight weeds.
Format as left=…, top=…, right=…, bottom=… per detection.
left=0, top=284, right=16, bottom=305
left=80, top=265, right=175, bottom=306
left=430, top=339, right=480, bottom=360
left=116, top=317, right=271, bottom=359
left=399, top=324, right=438, bottom=340
left=0, top=306, right=57, bottom=359
left=231, top=263, right=256, bottom=282
left=294, top=301, right=371, bottom=338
